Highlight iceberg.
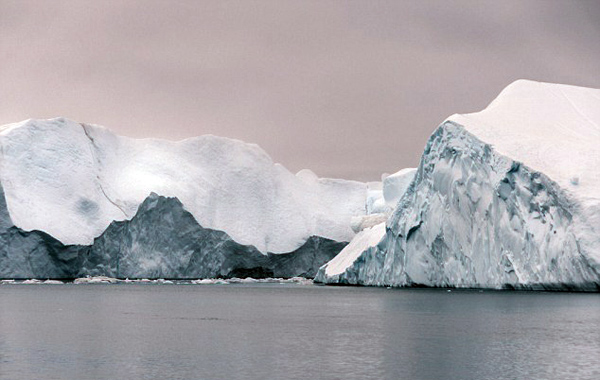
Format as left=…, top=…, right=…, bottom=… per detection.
left=318, top=80, right=600, bottom=291
left=0, top=119, right=367, bottom=279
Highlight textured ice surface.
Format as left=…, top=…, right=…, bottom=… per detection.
left=324, top=169, right=415, bottom=278
left=383, top=168, right=417, bottom=208
left=365, top=181, right=389, bottom=214
left=318, top=168, right=416, bottom=279
left=0, top=119, right=364, bottom=278
left=315, top=223, right=386, bottom=281
left=319, top=80, right=600, bottom=290
left=0, top=118, right=367, bottom=253
left=0, top=188, right=346, bottom=279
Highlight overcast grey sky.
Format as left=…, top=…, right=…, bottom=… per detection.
left=1, top=0, right=599, bottom=180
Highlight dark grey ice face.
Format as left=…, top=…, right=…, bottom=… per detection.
left=1, top=0, right=599, bottom=180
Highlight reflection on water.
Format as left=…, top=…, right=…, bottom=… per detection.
left=0, top=284, right=599, bottom=380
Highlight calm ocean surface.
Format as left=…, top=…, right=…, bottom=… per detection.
left=1, top=284, right=599, bottom=380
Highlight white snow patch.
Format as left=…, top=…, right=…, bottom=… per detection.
left=449, top=80, right=600, bottom=210
left=351, top=213, right=388, bottom=233
left=325, top=223, right=386, bottom=276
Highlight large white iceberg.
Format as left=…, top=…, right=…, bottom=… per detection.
left=0, top=119, right=368, bottom=278
left=0, top=118, right=366, bottom=253
left=317, top=80, right=600, bottom=290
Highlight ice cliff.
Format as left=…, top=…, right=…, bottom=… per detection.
left=316, top=168, right=416, bottom=282
left=317, top=80, right=600, bottom=290
left=0, top=118, right=366, bottom=279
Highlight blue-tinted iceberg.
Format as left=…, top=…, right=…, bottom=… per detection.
left=317, top=80, right=600, bottom=290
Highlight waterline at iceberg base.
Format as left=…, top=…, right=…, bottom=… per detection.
left=317, top=81, right=600, bottom=291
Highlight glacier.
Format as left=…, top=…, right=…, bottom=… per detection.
left=0, top=118, right=366, bottom=279
left=317, top=80, right=600, bottom=291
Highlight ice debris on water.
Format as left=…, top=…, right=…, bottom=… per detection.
left=189, top=277, right=313, bottom=285
left=43, top=280, right=63, bottom=285
left=1, top=276, right=315, bottom=285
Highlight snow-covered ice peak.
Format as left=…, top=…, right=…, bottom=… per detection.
left=449, top=79, right=600, bottom=203
left=0, top=117, right=368, bottom=253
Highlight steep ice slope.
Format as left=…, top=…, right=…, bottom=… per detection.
left=314, top=223, right=386, bottom=283
left=0, top=118, right=367, bottom=253
left=322, top=80, right=600, bottom=290
left=317, top=169, right=416, bottom=282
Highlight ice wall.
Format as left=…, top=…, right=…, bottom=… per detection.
left=319, top=81, right=600, bottom=290
left=0, top=188, right=345, bottom=279
left=0, top=118, right=367, bottom=254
